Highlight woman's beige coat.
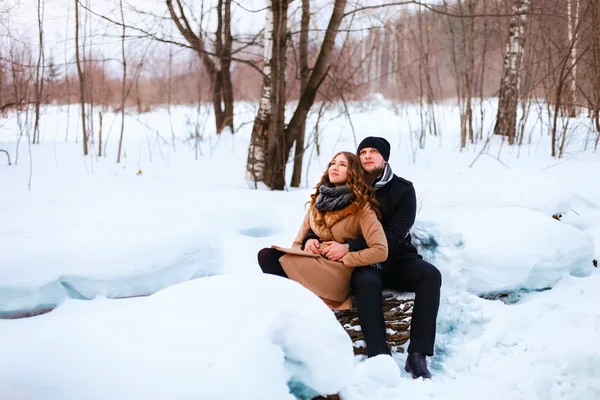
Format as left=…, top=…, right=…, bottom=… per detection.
left=274, top=202, right=388, bottom=310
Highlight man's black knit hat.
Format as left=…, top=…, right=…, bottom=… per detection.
left=357, top=136, right=391, bottom=161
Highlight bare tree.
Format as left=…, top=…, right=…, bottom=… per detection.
left=167, top=45, right=176, bottom=151
left=493, top=0, right=530, bottom=144
left=444, top=0, right=468, bottom=148
left=74, top=0, right=89, bottom=155
left=245, top=6, right=273, bottom=184
left=218, top=0, right=234, bottom=131
left=477, top=0, right=490, bottom=141
left=266, top=0, right=289, bottom=189
left=247, top=0, right=347, bottom=190
left=593, top=0, right=600, bottom=150
left=550, top=1, right=591, bottom=158
left=166, top=0, right=234, bottom=134
left=290, top=0, right=310, bottom=188
left=32, top=0, right=45, bottom=145
left=458, top=0, right=475, bottom=147
left=98, top=110, right=103, bottom=157
left=567, top=0, right=580, bottom=117
left=117, top=0, right=127, bottom=163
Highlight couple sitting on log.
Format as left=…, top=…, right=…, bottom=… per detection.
left=258, top=136, right=442, bottom=380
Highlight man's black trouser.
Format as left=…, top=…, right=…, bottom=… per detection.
left=352, top=257, right=441, bottom=357
left=257, top=248, right=441, bottom=357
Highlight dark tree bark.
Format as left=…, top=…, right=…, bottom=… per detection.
left=290, top=0, right=311, bottom=188
left=74, top=0, right=88, bottom=155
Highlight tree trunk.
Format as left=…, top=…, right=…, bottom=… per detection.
left=214, top=0, right=228, bottom=133
left=166, top=0, right=227, bottom=134
left=33, top=0, right=44, bottom=145
left=478, top=0, right=489, bottom=141
left=493, top=0, right=530, bottom=144
left=221, top=0, right=234, bottom=132
left=245, top=6, right=273, bottom=184
left=247, top=0, right=347, bottom=190
left=98, top=110, right=103, bottom=157
left=74, top=0, right=88, bottom=155
left=423, top=11, right=437, bottom=137
left=284, top=0, right=347, bottom=162
left=416, top=8, right=426, bottom=148
left=117, top=0, right=127, bottom=163
left=265, top=0, right=289, bottom=190
left=380, top=27, right=390, bottom=93
left=444, top=0, right=465, bottom=147
left=594, top=0, right=600, bottom=150
left=466, top=0, right=475, bottom=144
left=567, top=0, right=580, bottom=117
left=290, top=0, right=310, bottom=188
left=456, top=0, right=475, bottom=149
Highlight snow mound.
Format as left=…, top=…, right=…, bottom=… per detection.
left=0, top=234, right=223, bottom=317
left=412, top=206, right=595, bottom=294
left=0, top=274, right=355, bottom=400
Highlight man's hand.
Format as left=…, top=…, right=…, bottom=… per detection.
left=304, top=238, right=321, bottom=254
left=321, top=241, right=349, bottom=261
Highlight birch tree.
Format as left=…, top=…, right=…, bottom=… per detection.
left=245, top=7, right=273, bottom=184
left=493, top=0, right=530, bottom=144
left=246, top=0, right=348, bottom=190
left=567, top=0, right=580, bottom=117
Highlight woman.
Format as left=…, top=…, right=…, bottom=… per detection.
left=258, top=151, right=388, bottom=310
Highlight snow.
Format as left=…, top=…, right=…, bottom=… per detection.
left=1, top=99, right=600, bottom=399
left=0, top=274, right=354, bottom=400
left=341, top=273, right=600, bottom=400
left=0, top=218, right=224, bottom=316
left=339, top=354, right=403, bottom=399
left=413, top=206, right=595, bottom=295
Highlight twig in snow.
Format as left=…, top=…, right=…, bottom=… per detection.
left=0, top=149, right=11, bottom=165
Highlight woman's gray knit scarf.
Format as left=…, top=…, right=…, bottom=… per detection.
left=314, top=185, right=354, bottom=212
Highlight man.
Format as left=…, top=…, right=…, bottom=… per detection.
left=302, top=136, right=442, bottom=379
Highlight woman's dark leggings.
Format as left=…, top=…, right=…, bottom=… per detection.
left=257, top=248, right=288, bottom=278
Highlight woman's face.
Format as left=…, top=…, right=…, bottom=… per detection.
left=328, top=153, right=349, bottom=186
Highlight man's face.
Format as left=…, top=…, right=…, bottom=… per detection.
left=359, top=147, right=386, bottom=175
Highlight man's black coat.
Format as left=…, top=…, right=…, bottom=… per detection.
left=303, top=174, right=419, bottom=270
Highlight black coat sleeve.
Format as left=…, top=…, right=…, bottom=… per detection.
left=301, top=229, right=320, bottom=249
left=347, top=184, right=416, bottom=257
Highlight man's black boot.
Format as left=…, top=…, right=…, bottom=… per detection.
left=404, top=352, right=432, bottom=379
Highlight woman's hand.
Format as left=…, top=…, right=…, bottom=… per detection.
left=304, top=239, right=321, bottom=254
left=321, top=241, right=349, bottom=261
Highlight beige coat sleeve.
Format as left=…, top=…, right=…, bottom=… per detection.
left=341, top=205, right=388, bottom=267
left=291, top=210, right=312, bottom=249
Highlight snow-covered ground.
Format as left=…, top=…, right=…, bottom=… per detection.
left=1, top=99, right=599, bottom=399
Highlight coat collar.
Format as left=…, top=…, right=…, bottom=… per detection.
left=310, top=202, right=360, bottom=241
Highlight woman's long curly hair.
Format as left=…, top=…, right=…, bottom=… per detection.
left=309, top=151, right=381, bottom=219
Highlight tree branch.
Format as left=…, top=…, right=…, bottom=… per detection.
left=344, top=0, right=559, bottom=19
left=76, top=0, right=263, bottom=74
left=0, top=149, right=11, bottom=166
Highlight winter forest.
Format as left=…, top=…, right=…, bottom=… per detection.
left=1, top=0, right=600, bottom=399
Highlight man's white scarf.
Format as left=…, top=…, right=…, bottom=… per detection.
left=374, top=163, right=393, bottom=190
